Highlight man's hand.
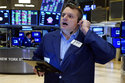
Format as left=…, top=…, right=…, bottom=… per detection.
left=33, top=68, right=45, bottom=77
left=78, top=20, right=91, bottom=35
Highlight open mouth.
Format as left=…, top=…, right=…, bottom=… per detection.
left=62, top=22, right=68, bottom=26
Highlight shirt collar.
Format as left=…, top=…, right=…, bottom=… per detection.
left=60, top=29, right=79, bottom=40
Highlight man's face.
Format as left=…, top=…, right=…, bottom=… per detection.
left=60, top=7, right=79, bottom=33
left=27, top=34, right=31, bottom=38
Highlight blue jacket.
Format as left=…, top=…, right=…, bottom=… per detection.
left=32, top=30, right=116, bottom=83
left=22, top=37, right=33, bottom=47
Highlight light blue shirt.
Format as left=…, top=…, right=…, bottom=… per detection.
left=60, top=30, right=79, bottom=61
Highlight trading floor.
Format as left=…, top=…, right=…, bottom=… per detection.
left=0, top=59, right=124, bottom=83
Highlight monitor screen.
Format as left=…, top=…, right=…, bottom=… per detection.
left=82, top=14, right=87, bottom=20
left=0, top=10, right=10, bottom=25
left=32, top=32, right=41, bottom=38
left=40, top=0, right=64, bottom=12
left=121, top=21, right=125, bottom=37
left=19, top=32, right=24, bottom=37
left=111, top=27, right=120, bottom=37
left=11, top=10, right=38, bottom=25
left=92, top=27, right=104, bottom=35
left=39, top=11, right=60, bottom=27
left=112, top=38, right=121, bottom=48
left=121, top=38, right=125, bottom=54
left=11, top=37, right=20, bottom=46
left=34, top=38, right=41, bottom=43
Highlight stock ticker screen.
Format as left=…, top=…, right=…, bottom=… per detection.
left=39, top=11, right=61, bottom=27
left=0, top=10, right=10, bottom=25
left=11, top=10, right=38, bottom=25
left=40, top=0, right=64, bottom=12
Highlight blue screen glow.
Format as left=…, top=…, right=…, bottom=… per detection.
left=111, top=27, right=120, bottom=37
left=32, top=32, right=41, bottom=38
left=112, top=38, right=121, bottom=48
left=0, top=10, right=10, bottom=25
left=121, top=38, right=125, bottom=54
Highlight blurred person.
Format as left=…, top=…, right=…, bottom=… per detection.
left=22, top=32, right=34, bottom=47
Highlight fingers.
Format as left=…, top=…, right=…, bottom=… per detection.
left=78, top=20, right=91, bottom=35
left=33, top=68, right=45, bottom=77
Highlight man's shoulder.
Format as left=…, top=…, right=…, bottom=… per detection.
left=44, top=29, right=60, bottom=37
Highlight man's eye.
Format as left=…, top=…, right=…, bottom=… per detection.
left=68, top=15, right=73, bottom=18
left=61, top=14, right=65, bottom=17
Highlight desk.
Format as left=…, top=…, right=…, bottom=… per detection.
left=0, top=47, right=36, bottom=73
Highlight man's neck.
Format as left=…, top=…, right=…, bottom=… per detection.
left=62, top=28, right=78, bottom=40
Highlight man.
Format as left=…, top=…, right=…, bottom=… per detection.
left=22, top=32, right=34, bottom=47
left=32, top=2, right=116, bottom=83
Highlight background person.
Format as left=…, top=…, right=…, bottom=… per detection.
left=22, top=32, right=34, bottom=47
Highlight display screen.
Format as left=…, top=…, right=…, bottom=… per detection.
left=82, top=14, right=87, bottom=20
left=11, top=37, right=20, bottom=46
left=92, top=27, right=104, bottom=35
left=31, top=32, right=41, bottom=38
left=112, top=38, right=121, bottom=48
left=111, top=27, right=120, bottom=37
left=0, top=10, right=10, bottom=25
left=19, top=32, right=24, bottom=37
left=34, top=38, right=41, bottom=43
left=11, top=10, right=38, bottom=25
left=121, top=38, right=125, bottom=54
left=39, top=11, right=60, bottom=27
left=40, top=0, right=64, bottom=12
left=121, top=21, right=125, bottom=37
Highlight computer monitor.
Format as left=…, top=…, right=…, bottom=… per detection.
left=40, top=0, right=64, bottom=12
left=11, top=10, right=38, bottom=25
left=34, top=38, right=41, bottom=43
left=121, top=38, right=125, bottom=54
left=121, top=21, right=125, bottom=37
left=11, top=37, right=20, bottom=46
left=19, top=32, right=24, bottom=37
left=39, top=11, right=61, bottom=27
left=112, top=38, right=121, bottom=48
left=92, top=27, right=104, bottom=35
left=0, top=10, right=10, bottom=25
left=111, top=27, right=120, bottom=37
left=82, top=14, right=87, bottom=20
left=31, top=32, right=41, bottom=38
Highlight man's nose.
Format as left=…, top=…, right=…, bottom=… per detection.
left=63, top=15, right=68, bottom=21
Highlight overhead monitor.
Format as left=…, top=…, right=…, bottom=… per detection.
left=11, top=10, right=38, bottom=25
left=0, top=10, right=10, bottom=25
left=111, top=27, right=120, bottom=37
left=40, top=0, right=64, bottom=12
left=39, top=11, right=61, bottom=27
left=121, top=38, right=125, bottom=54
left=92, top=27, right=104, bottom=35
left=112, top=38, right=121, bottom=48
left=121, top=21, right=125, bottom=37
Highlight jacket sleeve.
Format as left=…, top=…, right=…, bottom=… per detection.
left=32, top=36, right=45, bottom=60
left=84, top=30, right=116, bottom=64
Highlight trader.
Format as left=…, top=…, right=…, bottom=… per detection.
left=32, top=1, right=116, bottom=83
left=22, top=32, right=34, bottom=47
